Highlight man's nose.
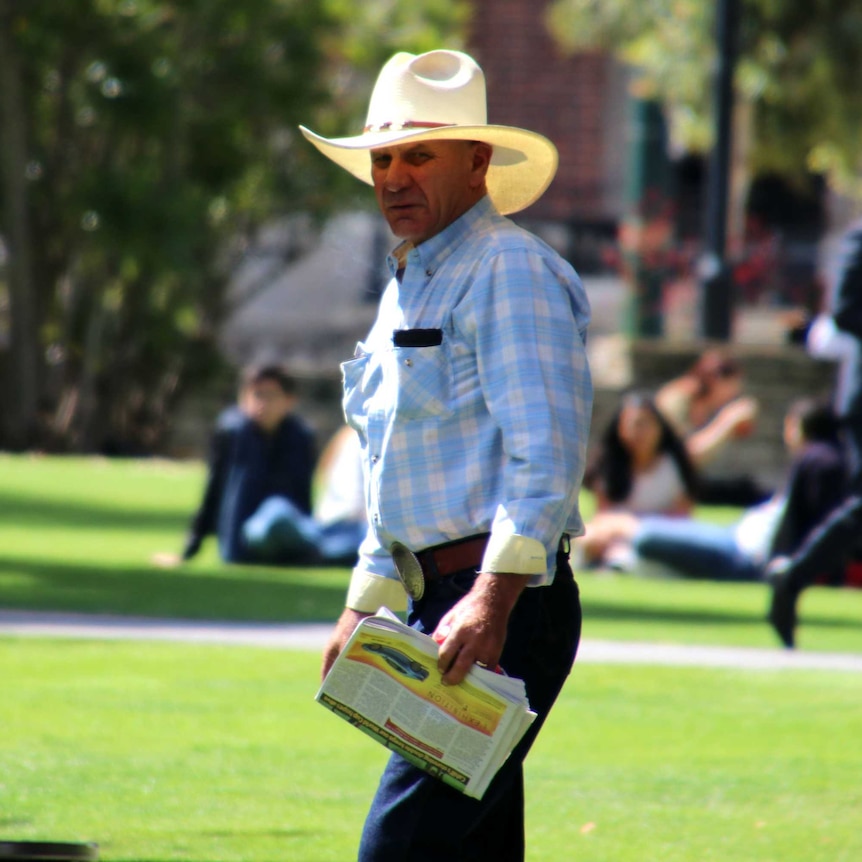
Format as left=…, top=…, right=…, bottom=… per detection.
left=382, top=158, right=411, bottom=191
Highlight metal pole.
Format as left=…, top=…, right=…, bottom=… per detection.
left=700, top=0, right=739, bottom=340
left=623, top=97, right=672, bottom=338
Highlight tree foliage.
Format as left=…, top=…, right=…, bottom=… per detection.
left=546, top=0, right=862, bottom=194
left=0, top=0, right=468, bottom=452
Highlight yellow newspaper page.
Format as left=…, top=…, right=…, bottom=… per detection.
left=316, top=609, right=533, bottom=799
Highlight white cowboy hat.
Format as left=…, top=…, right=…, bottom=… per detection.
left=299, top=50, right=559, bottom=215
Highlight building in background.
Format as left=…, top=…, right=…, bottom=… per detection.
left=467, top=0, right=629, bottom=264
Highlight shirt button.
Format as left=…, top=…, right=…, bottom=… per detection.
left=404, top=358, right=413, bottom=367
left=371, top=454, right=379, bottom=463
left=426, top=269, right=433, bottom=277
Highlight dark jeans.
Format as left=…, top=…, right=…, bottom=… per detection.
left=784, top=418, right=862, bottom=592
left=696, top=475, right=772, bottom=508
left=784, top=493, right=862, bottom=592
left=357, top=547, right=581, bottom=862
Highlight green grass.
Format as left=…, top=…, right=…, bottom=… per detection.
left=1, top=454, right=860, bottom=652
left=0, top=639, right=860, bottom=861
left=1, top=455, right=862, bottom=860
left=0, top=455, right=349, bottom=623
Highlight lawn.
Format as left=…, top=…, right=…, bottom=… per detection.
left=1, top=640, right=860, bottom=862
left=0, top=454, right=350, bottom=624
left=1, top=455, right=862, bottom=861
left=1, top=454, right=860, bottom=652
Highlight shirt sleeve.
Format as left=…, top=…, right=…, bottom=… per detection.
left=346, top=569, right=408, bottom=613
left=347, top=532, right=408, bottom=612
left=188, top=423, right=232, bottom=539
left=464, top=246, right=592, bottom=566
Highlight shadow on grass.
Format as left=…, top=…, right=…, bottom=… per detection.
left=0, top=491, right=188, bottom=532
left=582, top=592, right=860, bottom=632
left=0, top=555, right=348, bottom=623
left=3, top=552, right=858, bottom=634
left=116, top=832, right=315, bottom=862
left=583, top=597, right=757, bottom=626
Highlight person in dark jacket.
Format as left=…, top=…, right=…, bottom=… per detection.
left=769, top=219, right=862, bottom=646
left=180, top=364, right=316, bottom=564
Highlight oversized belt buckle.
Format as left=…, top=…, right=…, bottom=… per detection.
left=390, top=541, right=425, bottom=600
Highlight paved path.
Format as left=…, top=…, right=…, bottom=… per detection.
left=2, top=610, right=862, bottom=672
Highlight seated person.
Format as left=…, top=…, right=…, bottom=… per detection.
left=579, top=391, right=698, bottom=567
left=179, top=363, right=317, bottom=565
left=242, top=425, right=367, bottom=566
left=584, top=398, right=847, bottom=581
left=656, top=349, right=767, bottom=506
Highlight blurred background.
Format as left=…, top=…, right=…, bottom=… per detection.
left=1, top=0, right=859, bottom=491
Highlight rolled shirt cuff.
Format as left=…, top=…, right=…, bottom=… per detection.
left=481, top=532, right=548, bottom=576
left=346, top=570, right=408, bottom=613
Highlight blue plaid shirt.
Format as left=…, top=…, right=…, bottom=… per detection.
left=342, top=196, right=592, bottom=604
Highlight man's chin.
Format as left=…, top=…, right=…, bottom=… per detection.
left=384, top=210, right=427, bottom=238
left=388, top=222, right=433, bottom=245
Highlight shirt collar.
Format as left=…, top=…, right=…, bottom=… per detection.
left=386, top=195, right=498, bottom=278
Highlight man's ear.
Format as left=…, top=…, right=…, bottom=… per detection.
left=470, top=142, right=493, bottom=185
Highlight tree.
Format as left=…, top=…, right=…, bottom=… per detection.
left=546, top=0, right=862, bottom=195
left=0, top=0, right=337, bottom=451
left=0, top=0, right=469, bottom=452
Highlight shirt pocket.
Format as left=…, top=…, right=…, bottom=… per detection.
left=341, top=350, right=374, bottom=432
left=390, top=342, right=452, bottom=421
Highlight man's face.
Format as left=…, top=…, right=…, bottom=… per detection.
left=241, top=379, right=295, bottom=434
left=370, top=139, right=491, bottom=244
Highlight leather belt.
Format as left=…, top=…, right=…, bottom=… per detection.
left=390, top=533, right=490, bottom=601
left=415, top=533, right=491, bottom=581
left=390, top=533, right=571, bottom=601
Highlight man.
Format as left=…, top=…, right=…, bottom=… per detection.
left=300, top=50, right=592, bottom=860
left=769, top=219, right=862, bottom=648
left=180, top=363, right=316, bottom=564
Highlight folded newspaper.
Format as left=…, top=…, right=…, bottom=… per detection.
left=316, top=607, right=536, bottom=800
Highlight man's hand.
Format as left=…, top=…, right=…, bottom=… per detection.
left=433, top=572, right=528, bottom=686
left=322, top=608, right=373, bottom=681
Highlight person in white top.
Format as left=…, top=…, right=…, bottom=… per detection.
left=578, top=391, right=697, bottom=567
left=314, top=425, right=366, bottom=528
left=581, top=398, right=846, bottom=583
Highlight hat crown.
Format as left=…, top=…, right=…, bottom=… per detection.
left=365, top=50, right=487, bottom=132
left=299, top=48, right=559, bottom=215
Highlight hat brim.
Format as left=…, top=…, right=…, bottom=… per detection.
left=299, top=124, right=558, bottom=216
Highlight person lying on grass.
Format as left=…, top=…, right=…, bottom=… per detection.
left=575, top=398, right=846, bottom=582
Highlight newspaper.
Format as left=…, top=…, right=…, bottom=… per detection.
left=316, top=607, right=536, bottom=800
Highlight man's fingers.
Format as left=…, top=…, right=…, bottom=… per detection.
left=436, top=636, right=461, bottom=676
left=321, top=647, right=338, bottom=681
left=440, top=647, right=477, bottom=686
left=321, top=608, right=372, bottom=682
